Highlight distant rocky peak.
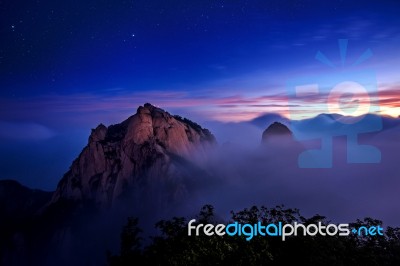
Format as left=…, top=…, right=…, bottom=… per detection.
left=262, top=122, right=292, bottom=143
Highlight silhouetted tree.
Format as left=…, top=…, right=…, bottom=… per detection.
left=108, top=205, right=400, bottom=266
left=108, top=217, right=142, bottom=266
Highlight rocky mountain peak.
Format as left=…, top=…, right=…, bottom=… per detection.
left=138, top=102, right=164, bottom=114
left=51, top=104, right=216, bottom=208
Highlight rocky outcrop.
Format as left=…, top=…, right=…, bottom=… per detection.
left=51, top=103, right=216, bottom=208
left=262, top=122, right=292, bottom=143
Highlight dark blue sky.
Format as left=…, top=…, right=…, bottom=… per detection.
left=1, top=1, right=399, bottom=98
left=1, top=0, right=400, bottom=189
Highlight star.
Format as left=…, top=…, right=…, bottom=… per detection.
left=131, top=34, right=135, bottom=37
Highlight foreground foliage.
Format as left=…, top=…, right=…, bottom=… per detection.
left=108, top=205, right=400, bottom=266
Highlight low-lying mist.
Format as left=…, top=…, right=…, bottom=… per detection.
left=3, top=115, right=400, bottom=266
left=191, top=120, right=400, bottom=227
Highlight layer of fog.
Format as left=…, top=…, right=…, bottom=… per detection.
left=87, top=115, right=400, bottom=255
left=3, top=114, right=400, bottom=266
left=193, top=118, right=400, bottom=228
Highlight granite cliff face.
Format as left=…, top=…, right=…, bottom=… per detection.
left=51, top=103, right=216, bottom=208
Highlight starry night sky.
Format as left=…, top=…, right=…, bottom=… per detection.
left=1, top=0, right=400, bottom=189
